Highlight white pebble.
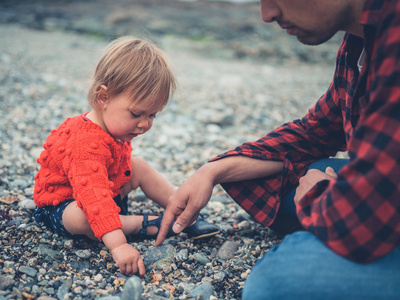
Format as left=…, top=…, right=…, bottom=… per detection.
left=94, top=274, right=103, bottom=282
left=19, top=199, right=36, bottom=210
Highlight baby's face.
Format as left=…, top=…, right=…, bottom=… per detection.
left=99, top=90, right=161, bottom=142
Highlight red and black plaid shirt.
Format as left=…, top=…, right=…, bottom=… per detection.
left=212, top=0, right=400, bottom=263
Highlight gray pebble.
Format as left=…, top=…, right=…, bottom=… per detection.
left=19, top=199, right=36, bottom=210
left=217, top=241, right=240, bottom=260
left=45, top=287, right=55, bottom=295
left=64, top=239, right=74, bottom=250
left=8, top=179, right=29, bottom=189
left=194, top=253, right=210, bottom=265
left=57, top=282, right=69, bottom=300
left=175, top=248, right=189, bottom=262
left=19, top=266, right=38, bottom=277
left=238, top=220, right=251, bottom=230
left=213, top=271, right=226, bottom=282
left=121, top=276, right=143, bottom=300
left=189, top=282, right=214, bottom=300
left=75, top=249, right=91, bottom=259
left=0, top=275, right=15, bottom=290
left=143, top=244, right=175, bottom=270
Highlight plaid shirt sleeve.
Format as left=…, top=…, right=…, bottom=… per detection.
left=211, top=39, right=349, bottom=227
left=297, top=0, right=400, bottom=263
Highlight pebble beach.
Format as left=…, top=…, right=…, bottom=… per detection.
left=0, top=1, right=341, bottom=299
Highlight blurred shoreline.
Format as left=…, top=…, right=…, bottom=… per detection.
left=0, top=0, right=342, bottom=64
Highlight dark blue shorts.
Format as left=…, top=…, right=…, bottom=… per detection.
left=33, top=195, right=129, bottom=238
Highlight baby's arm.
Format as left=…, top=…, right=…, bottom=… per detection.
left=102, top=229, right=145, bottom=276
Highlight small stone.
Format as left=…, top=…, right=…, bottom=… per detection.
left=39, top=268, right=46, bottom=275
left=75, top=249, right=91, bottom=259
left=0, top=275, right=15, bottom=290
left=70, top=261, right=90, bottom=271
left=213, top=271, right=226, bottom=282
left=22, top=293, right=35, bottom=300
left=9, top=179, right=29, bottom=189
left=64, top=239, right=74, bottom=250
left=121, top=276, right=143, bottom=300
left=238, top=220, right=251, bottom=230
left=163, top=266, right=173, bottom=275
left=94, top=274, right=103, bottom=282
left=19, top=266, right=38, bottom=277
left=143, top=244, right=175, bottom=271
left=57, top=282, right=69, bottom=300
left=189, top=283, right=214, bottom=300
left=175, top=249, right=188, bottom=262
left=194, top=253, right=210, bottom=265
left=99, top=250, right=108, bottom=256
left=217, top=241, right=240, bottom=260
left=28, top=258, right=38, bottom=267
left=32, top=285, right=42, bottom=295
left=19, top=199, right=36, bottom=210
left=154, top=288, right=167, bottom=297
left=201, top=277, right=213, bottom=284
left=45, top=287, right=55, bottom=295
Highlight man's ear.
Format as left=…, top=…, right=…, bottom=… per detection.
left=96, top=85, right=109, bottom=110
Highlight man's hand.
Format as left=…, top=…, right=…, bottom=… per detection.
left=294, top=167, right=337, bottom=205
left=111, top=243, right=145, bottom=276
left=156, top=167, right=215, bottom=246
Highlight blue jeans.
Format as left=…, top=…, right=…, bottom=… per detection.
left=242, top=158, right=400, bottom=300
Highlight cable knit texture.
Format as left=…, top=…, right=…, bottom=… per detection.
left=33, top=113, right=132, bottom=239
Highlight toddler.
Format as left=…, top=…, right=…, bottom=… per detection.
left=33, top=37, right=219, bottom=275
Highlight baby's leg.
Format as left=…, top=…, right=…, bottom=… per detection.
left=62, top=201, right=97, bottom=240
left=122, top=157, right=175, bottom=208
left=62, top=200, right=160, bottom=237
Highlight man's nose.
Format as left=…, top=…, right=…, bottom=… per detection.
left=260, top=0, right=281, bottom=23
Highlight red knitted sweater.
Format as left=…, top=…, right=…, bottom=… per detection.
left=33, top=113, right=132, bottom=239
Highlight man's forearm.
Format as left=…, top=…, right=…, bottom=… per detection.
left=202, top=156, right=284, bottom=186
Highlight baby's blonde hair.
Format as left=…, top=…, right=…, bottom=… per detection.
left=88, top=36, right=176, bottom=111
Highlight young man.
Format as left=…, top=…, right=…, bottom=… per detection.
left=157, top=0, right=400, bottom=298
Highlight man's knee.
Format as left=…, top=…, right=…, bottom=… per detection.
left=242, top=231, right=332, bottom=300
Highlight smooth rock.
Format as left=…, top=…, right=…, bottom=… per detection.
left=8, top=179, right=29, bottom=189
left=0, top=275, right=15, bottom=290
left=70, top=261, right=90, bottom=271
left=175, top=248, right=189, bottom=262
left=19, top=199, right=36, bottom=210
left=75, top=249, right=91, bottom=259
left=143, top=244, right=175, bottom=270
left=217, top=241, right=240, bottom=260
left=57, top=282, right=69, bottom=300
left=121, top=276, right=143, bottom=300
left=19, top=266, right=38, bottom=277
left=189, top=282, right=214, bottom=300
left=64, top=239, right=74, bottom=250
left=94, top=274, right=103, bottom=282
left=194, top=253, right=210, bottom=265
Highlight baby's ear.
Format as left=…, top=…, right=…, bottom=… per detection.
left=96, top=85, right=109, bottom=109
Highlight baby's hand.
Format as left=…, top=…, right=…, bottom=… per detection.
left=111, top=243, right=145, bottom=276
